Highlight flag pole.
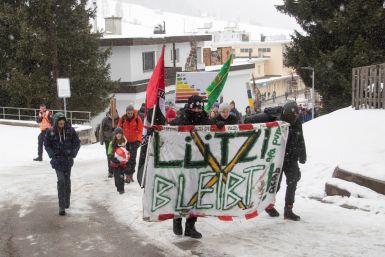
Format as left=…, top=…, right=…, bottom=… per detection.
left=140, top=103, right=157, bottom=188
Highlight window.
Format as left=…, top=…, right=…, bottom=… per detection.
left=197, top=47, right=202, bottom=63
left=170, top=48, right=180, bottom=63
left=143, top=51, right=155, bottom=72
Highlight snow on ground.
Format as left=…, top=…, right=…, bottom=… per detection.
left=1, top=111, right=385, bottom=257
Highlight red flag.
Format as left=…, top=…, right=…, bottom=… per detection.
left=146, top=46, right=165, bottom=110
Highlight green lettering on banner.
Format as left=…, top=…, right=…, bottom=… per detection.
left=152, top=175, right=175, bottom=212
left=238, top=130, right=261, bottom=163
left=175, top=175, right=193, bottom=211
left=263, top=163, right=275, bottom=197
left=261, top=128, right=271, bottom=159
left=154, top=132, right=183, bottom=168
left=184, top=143, right=209, bottom=169
left=243, top=165, right=265, bottom=207
left=216, top=173, right=224, bottom=210
left=223, top=173, right=245, bottom=210
left=272, top=126, right=282, bottom=146
left=214, top=132, right=236, bottom=166
left=197, top=171, right=216, bottom=209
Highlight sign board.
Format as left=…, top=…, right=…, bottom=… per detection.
left=57, top=78, right=71, bottom=98
left=175, top=72, right=216, bottom=103
left=143, top=122, right=289, bottom=221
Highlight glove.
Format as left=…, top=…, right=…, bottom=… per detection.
left=216, top=121, right=225, bottom=129
left=134, top=141, right=141, bottom=148
left=147, top=127, right=154, bottom=136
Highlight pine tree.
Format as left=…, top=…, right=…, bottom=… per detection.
left=0, top=0, right=116, bottom=115
left=276, top=0, right=385, bottom=112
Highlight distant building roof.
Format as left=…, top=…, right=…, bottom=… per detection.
left=100, top=35, right=212, bottom=47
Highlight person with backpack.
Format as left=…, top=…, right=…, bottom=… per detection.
left=44, top=112, right=80, bottom=216
left=34, top=104, right=53, bottom=161
left=108, top=128, right=129, bottom=194
left=118, top=105, right=143, bottom=183
left=99, top=109, right=119, bottom=178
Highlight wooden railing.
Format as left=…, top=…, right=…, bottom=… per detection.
left=352, top=63, right=385, bottom=109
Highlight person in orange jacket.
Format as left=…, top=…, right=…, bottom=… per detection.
left=118, top=105, right=143, bottom=183
left=34, top=103, right=53, bottom=161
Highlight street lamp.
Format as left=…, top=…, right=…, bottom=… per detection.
left=300, top=66, right=315, bottom=119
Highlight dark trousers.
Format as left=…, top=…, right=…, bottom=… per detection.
left=37, top=130, right=46, bottom=158
left=55, top=169, right=71, bottom=209
left=175, top=217, right=197, bottom=225
left=113, top=167, right=125, bottom=192
left=104, top=140, right=112, bottom=174
left=126, top=143, right=139, bottom=176
left=277, top=161, right=301, bottom=207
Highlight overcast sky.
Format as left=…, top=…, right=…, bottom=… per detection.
left=121, top=0, right=300, bottom=31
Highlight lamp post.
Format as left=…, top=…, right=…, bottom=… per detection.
left=300, top=67, right=315, bottom=119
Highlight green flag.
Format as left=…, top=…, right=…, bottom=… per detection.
left=204, top=54, right=233, bottom=111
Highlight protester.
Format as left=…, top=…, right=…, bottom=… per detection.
left=229, top=100, right=242, bottom=121
left=34, top=104, right=52, bottom=161
left=44, top=112, right=80, bottom=216
left=118, top=105, right=143, bottom=183
left=242, top=106, right=253, bottom=123
left=108, top=128, right=129, bottom=194
left=209, top=109, right=218, bottom=119
left=138, top=103, right=145, bottom=121
left=169, top=95, right=210, bottom=239
left=211, top=102, right=239, bottom=127
left=166, top=107, right=177, bottom=124
left=265, top=101, right=306, bottom=221
left=99, top=109, right=119, bottom=178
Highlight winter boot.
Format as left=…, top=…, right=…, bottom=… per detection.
left=173, top=218, right=183, bottom=236
left=108, top=172, right=113, bottom=178
left=33, top=156, right=43, bottom=161
left=128, top=175, right=134, bottom=183
left=265, top=204, right=280, bottom=217
left=59, top=208, right=66, bottom=216
left=184, top=220, right=202, bottom=239
left=284, top=205, right=300, bottom=221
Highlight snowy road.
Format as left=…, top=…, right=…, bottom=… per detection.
left=1, top=124, right=385, bottom=257
left=0, top=199, right=165, bottom=257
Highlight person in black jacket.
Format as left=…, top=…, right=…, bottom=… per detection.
left=265, top=101, right=306, bottom=221
left=169, top=95, right=210, bottom=239
left=44, top=112, right=80, bottom=216
left=211, top=102, right=239, bottom=127
left=99, top=109, right=119, bottom=178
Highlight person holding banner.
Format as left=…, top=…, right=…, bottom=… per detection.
left=169, top=95, right=211, bottom=239
left=211, top=102, right=239, bottom=128
left=266, top=101, right=307, bottom=221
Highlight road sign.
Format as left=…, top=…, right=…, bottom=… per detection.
left=57, top=78, right=71, bottom=98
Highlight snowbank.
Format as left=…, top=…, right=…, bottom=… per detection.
left=298, top=107, right=385, bottom=210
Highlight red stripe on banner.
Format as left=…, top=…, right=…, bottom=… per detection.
left=265, top=121, right=279, bottom=128
left=152, top=125, right=163, bottom=131
left=210, top=125, right=226, bottom=132
left=238, top=124, right=254, bottom=131
left=178, top=125, right=195, bottom=132
left=245, top=210, right=258, bottom=220
left=158, top=214, right=175, bottom=221
left=218, top=216, right=233, bottom=221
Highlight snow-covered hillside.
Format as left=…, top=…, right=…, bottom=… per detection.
left=92, top=0, right=292, bottom=39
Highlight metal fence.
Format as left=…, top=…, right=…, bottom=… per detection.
left=0, top=106, right=91, bottom=124
left=352, top=63, right=385, bottom=109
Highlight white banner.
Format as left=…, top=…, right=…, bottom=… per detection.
left=143, top=122, right=289, bottom=221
